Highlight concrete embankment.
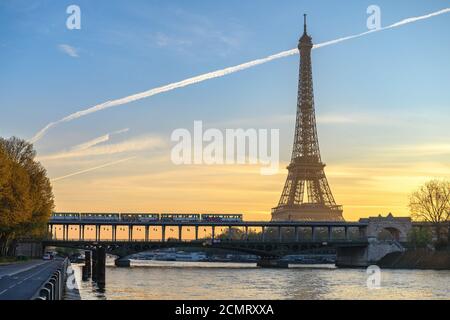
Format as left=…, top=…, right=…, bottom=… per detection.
left=377, top=249, right=450, bottom=270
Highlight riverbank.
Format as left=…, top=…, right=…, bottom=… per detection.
left=378, top=249, right=450, bottom=270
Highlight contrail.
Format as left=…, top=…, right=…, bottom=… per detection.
left=70, top=128, right=129, bottom=151
left=50, top=157, right=135, bottom=182
left=30, top=8, right=450, bottom=143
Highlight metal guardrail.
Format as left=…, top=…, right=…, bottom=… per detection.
left=31, top=258, right=69, bottom=300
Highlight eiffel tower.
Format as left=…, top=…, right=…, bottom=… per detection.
left=272, top=15, right=344, bottom=222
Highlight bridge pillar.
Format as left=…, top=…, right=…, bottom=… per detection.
left=78, top=225, right=82, bottom=241
left=81, top=225, right=85, bottom=241
left=245, top=226, right=249, bottom=241
left=162, top=225, right=166, bottom=242
left=195, top=226, right=199, bottom=241
left=328, top=227, right=332, bottom=241
left=344, top=227, right=349, bottom=240
left=295, top=227, right=299, bottom=242
left=228, top=226, right=232, bottom=241
left=359, top=227, right=367, bottom=240
left=278, top=227, right=282, bottom=242
left=145, top=226, right=149, bottom=242
left=312, top=227, right=316, bottom=241
left=128, top=225, right=133, bottom=241
left=261, top=227, right=266, bottom=242
left=178, top=226, right=182, bottom=241
left=95, top=225, right=100, bottom=241
left=96, top=247, right=106, bottom=289
left=85, top=250, right=92, bottom=278
left=211, top=226, right=215, bottom=240
left=91, top=248, right=98, bottom=282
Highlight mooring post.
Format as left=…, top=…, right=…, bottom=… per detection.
left=97, top=247, right=106, bottom=289
left=82, top=265, right=89, bottom=281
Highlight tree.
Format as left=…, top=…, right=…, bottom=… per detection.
left=0, top=137, right=54, bottom=256
left=407, top=227, right=433, bottom=249
left=408, top=179, right=450, bottom=242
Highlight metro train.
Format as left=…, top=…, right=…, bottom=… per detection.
left=51, top=212, right=243, bottom=222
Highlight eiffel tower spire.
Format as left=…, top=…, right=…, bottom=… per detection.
left=272, top=15, right=344, bottom=221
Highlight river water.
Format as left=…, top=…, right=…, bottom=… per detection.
left=71, top=261, right=450, bottom=300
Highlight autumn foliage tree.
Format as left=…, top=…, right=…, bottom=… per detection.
left=0, top=137, right=54, bottom=256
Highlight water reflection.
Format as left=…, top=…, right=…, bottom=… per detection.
left=72, top=261, right=450, bottom=300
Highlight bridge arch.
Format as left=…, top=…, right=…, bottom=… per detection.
left=377, top=227, right=401, bottom=241
left=363, top=214, right=412, bottom=242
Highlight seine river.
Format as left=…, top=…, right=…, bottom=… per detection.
left=72, top=261, right=450, bottom=300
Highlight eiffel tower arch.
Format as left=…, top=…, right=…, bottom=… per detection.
left=272, top=15, right=344, bottom=222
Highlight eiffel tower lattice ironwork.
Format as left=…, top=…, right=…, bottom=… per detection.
left=272, top=15, right=344, bottom=221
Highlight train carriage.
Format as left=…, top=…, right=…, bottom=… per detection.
left=160, top=213, right=200, bottom=222
left=201, top=214, right=243, bottom=222
left=51, top=212, right=80, bottom=221
left=120, top=213, right=159, bottom=222
left=80, top=213, right=120, bottom=221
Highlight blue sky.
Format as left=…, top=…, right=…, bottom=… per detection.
left=0, top=0, right=449, bottom=219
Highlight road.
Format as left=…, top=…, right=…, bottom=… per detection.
left=0, top=259, right=64, bottom=300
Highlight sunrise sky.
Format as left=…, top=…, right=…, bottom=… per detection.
left=1, top=0, right=450, bottom=221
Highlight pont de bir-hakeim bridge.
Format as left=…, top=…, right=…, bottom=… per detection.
left=45, top=213, right=427, bottom=268
left=39, top=16, right=447, bottom=284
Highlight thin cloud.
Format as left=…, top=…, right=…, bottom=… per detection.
left=40, top=135, right=165, bottom=160
left=58, top=44, right=79, bottom=58
left=31, top=8, right=450, bottom=143
left=386, top=143, right=450, bottom=156
left=51, top=157, right=136, bottom=182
